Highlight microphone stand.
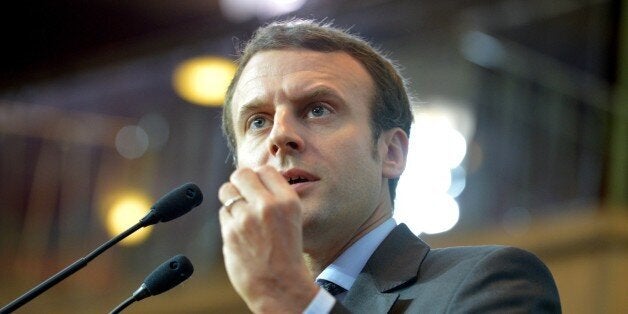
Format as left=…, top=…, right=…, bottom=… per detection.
left=109, top=295, right=136, bottom=314
left=1, top=220, right=148, bottom=313
left=1, top=182, right=202, bottom=313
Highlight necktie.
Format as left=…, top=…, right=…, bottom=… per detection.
left=316, top=279, right=347, bottom=296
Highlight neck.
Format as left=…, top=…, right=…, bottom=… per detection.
left=303, top=211, right=392, bottom=276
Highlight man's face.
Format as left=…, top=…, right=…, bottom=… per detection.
left=230, top=49, right=391, bottom=252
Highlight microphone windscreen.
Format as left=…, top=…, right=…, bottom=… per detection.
left=143, top=255, right=194, bottom=296
left=151, top=182, right=203, bottom=223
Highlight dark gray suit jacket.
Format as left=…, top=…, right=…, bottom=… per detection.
left=332, top=224, right=561, bottom=313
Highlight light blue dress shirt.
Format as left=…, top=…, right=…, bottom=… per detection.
left=304, top=218, right=397, bottom=313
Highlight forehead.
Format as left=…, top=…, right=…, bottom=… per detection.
left=231, top=49, right=375, bottom=113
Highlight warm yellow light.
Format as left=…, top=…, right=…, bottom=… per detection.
left=106, top=194, right=153, bottom=246
left=173, top=56, right=236, bottom=106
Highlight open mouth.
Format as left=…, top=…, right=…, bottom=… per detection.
left=282, top=169, right=318, bottom=187
left=288, top=177, right=310, bottom=185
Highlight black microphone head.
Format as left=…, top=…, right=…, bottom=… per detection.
left=145, top=182, right=203, bottom=225
left=143, top=254, right=194, bottom=297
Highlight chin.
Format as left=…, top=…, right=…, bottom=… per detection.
left=301, top=210, right=338, bottom=245
left=301, top=212, right=325, bottom=236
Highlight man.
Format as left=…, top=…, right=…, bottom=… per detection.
left=217, top=19, right=561, bottom=313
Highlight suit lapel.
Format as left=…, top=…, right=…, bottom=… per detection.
left=342, top=224, right=430, bottom=313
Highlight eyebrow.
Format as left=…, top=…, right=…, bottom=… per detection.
left=234, top=86, right=344, bottom=128
left=235, top=99, right=266, bottom=131
left=290, top=85, right=344, bottom=106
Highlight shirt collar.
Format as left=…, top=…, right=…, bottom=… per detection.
left=316, top=218, right=397, bottom=292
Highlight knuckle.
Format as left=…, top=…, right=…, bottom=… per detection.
left=218, top=183, right=231, bottom=198
left=258, top=196, right=299, bottom=219
left=255, top=195, right=276, bottom=212
left=257, top=165, right=275, bottom=174
left=239, top=213, right=257, bottom=230
left=231, top=167, right=257, bottom=186
left=222, top=228, right=238, bottom=243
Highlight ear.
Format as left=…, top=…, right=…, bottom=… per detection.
left=379, top=128, right=409, bottom=179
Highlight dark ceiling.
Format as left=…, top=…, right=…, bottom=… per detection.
left=1, top=0, right=618, bottom=90
left=2, top=0, right=234, bottom=88
left=1, top=0, right=492, bottom=90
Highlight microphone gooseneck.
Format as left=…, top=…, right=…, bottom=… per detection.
left=109, top=255, right=194, bottom=314
left=0, top=183, right=203, bottom=314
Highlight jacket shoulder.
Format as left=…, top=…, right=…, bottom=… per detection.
left=407, top=245, right=561, bottom=313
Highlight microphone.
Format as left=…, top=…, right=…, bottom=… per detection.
left=140, top=182, right=203, bottom=226
left=109, top=255, right=194, bottom=314
left=0, top=183, right=203, bottom=313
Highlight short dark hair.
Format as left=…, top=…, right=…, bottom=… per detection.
left=222, top=19, right=413, bottom=203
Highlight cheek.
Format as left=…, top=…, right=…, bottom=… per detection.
left=324, top=138, right=383, bottom=211
left=326, top=131, right=379, bottom=173
left=236, top=144, right=265, bottom=168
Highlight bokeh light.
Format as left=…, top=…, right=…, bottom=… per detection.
left=412, top=113, right=467, bottom=169
left=172, top=56, right=236, bottom=106
left=106, top=194, right=153, bottom=246
left=115, top=125, right=149, bottom=159
left=220, top=0, right=307, bottom=22
left=395, top=190, right=461, bottom=235
left=394, top=107, right=471, bottom=235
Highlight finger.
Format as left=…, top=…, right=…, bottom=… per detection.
left=218, top=206, right=245, bottom=250
left=256, top=165, right=297, bottom=197
left=218, top=204, right=232, bottom=223
left=218, top=182, right=250, bottom=223
left=230, top=168, right=273, bottom=203
left=218, top=182, right=242, bottom=204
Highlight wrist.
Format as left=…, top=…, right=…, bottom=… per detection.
left=250, top=281, right=319, bottom=314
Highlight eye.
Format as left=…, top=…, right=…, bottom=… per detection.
left=307, top=104, right=332, bottom=118
left=248, top=116, right=269, bottom=130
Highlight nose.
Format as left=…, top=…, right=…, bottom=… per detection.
left=268, top=110, right=304, bottom=157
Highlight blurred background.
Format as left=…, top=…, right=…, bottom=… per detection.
left=1, top=0, right=626, bottom=313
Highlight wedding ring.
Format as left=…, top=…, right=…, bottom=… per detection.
left=224, top=195, right=245, bottom=209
